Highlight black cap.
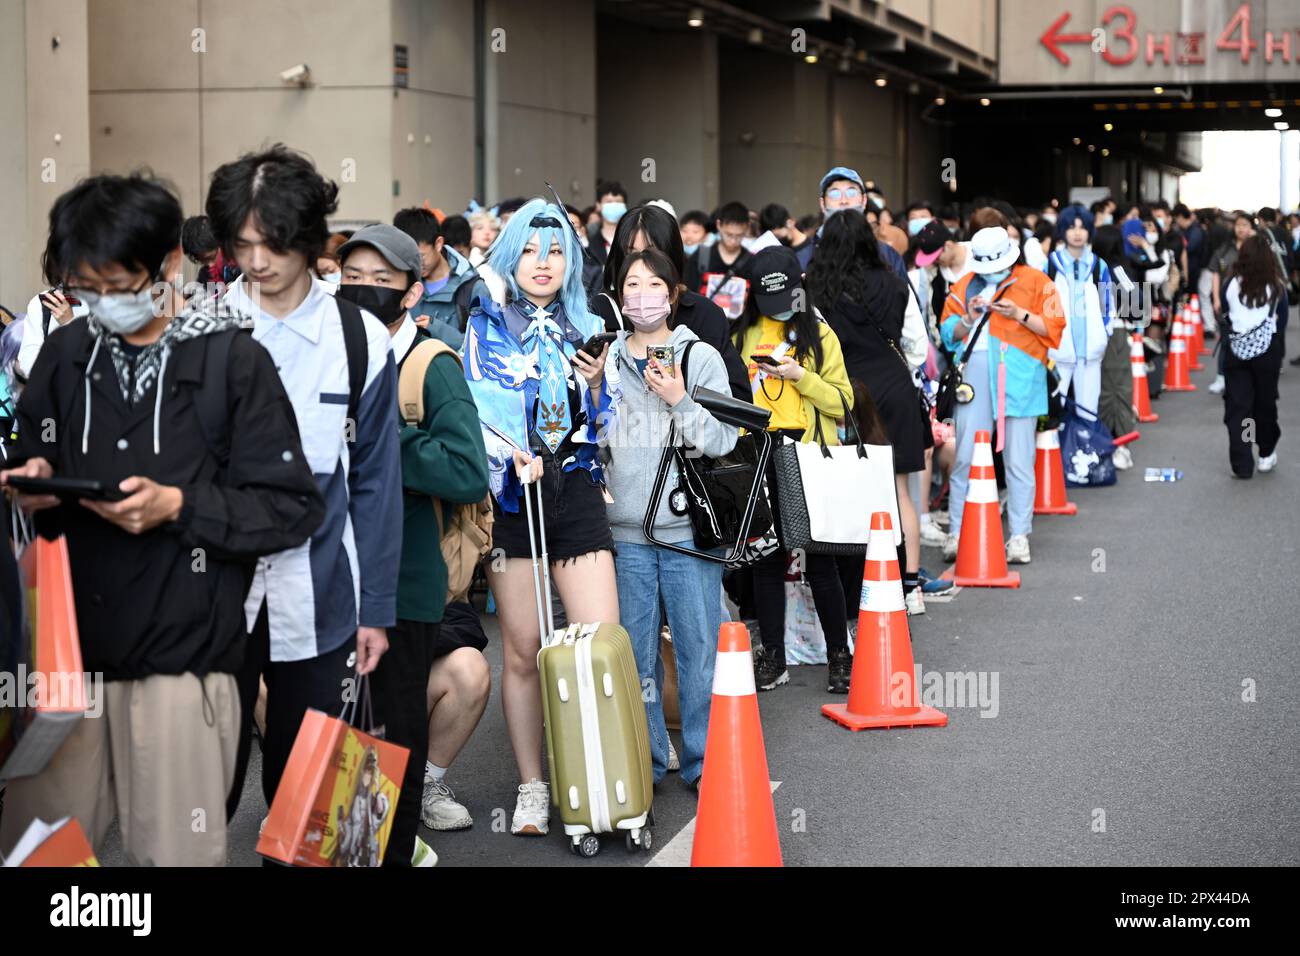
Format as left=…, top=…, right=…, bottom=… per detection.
left=913, top=220, right=954, bottom=266
left=751, top=246, right=802, bottom=316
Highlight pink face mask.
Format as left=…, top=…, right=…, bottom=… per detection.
left=622, top=291, right=671, bottom=331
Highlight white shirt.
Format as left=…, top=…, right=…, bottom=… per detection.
left=392, top=312, right=418, bottom=364
left=1224, top=278, right=1278, bottom=335
left=17, top=291, right=90, bottom=378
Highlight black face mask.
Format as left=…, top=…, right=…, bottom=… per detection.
left=336, top=283, right=407, bottom=326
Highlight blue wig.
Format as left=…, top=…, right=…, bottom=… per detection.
left=485, top=197, right=595, bottom=333
left=1055, top=204, right=1094, bottom=243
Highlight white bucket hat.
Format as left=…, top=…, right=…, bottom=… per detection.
left=969, top=226, right=1019, bottom=274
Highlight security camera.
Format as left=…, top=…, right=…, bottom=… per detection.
left=280, top=64, right=312, bottom=86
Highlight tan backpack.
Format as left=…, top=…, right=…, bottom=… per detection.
left=398, top=337, right=494, bottom=604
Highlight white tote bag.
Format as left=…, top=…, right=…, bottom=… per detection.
left=791, top=439, right=902, bottom=548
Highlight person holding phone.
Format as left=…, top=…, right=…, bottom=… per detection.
left=600, top=248, right=737, bottom=789
left=732, top=246, right=855, bottom=694
left=938, top=227, right=1065, bottom=566
left=460, top=198, right=617, bottom=838
left=0, top=173, right=324, bottom=866
left=15, top=285, right=90, bottom=380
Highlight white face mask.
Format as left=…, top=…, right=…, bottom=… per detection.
left=1042, top=213, right=1057, bottom=225
left=321, top=271, right=342, bottom=285
left=82, top=286, right=162, bottom=335
left=1145, top=230, right=1159, bottom=244
left=1096, top=213, right=1113, bottom=227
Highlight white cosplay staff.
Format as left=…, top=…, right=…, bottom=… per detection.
left=517, top=394, right=555, bottom=647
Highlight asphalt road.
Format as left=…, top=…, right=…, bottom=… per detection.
left=106, top=342, right=1300, bottom=867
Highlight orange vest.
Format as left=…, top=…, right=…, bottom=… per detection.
left=944, top=265, right=1065, bottom=363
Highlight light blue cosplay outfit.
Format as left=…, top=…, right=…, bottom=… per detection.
left=462, top=271, right=610, bottom=513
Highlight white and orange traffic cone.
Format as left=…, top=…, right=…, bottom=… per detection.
left=1163, top=318, right=1196, bottom=392
left=691, top=622, right=782, bottom=867
left=942, top=430, right=1021, bottom=588
left=1033, top=427, right=1077, bottom=516
left=823, top=512, right=948, bottom=731
left=1189, top=294, right=1212, bottom=356
left=1130, top=333, right=1159, bottom=423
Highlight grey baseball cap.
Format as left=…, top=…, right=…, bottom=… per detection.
left=336, top=224, right=423, bottom=280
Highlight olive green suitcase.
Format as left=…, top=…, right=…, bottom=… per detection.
left=538, top=621, right=655, bottom=858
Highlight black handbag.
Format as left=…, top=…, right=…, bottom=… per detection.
left=642, top=387, right=774, bottom=565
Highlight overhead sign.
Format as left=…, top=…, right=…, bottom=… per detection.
left=1000, top=0, right=1300, bottom=84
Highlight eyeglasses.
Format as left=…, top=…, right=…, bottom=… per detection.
left=62, top=271, right=159, bottom=303
left=825, top=187, right=862, bottom=202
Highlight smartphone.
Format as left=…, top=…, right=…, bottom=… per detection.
left=968, top=299, right=989, bottom=321
left=750, top=353, right=782, bottom=368
left=648, top=344, right=675, bottom=377
left=56, top=285, right=82, bottom=308
left=579, top=331, right=617, bottom=358
left=5, top=476, right=126, bottom=502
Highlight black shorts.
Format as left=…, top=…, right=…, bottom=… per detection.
left=492, top=450, right=615, bottom=563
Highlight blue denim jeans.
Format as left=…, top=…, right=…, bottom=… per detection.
left=614, top=541, right=723, bottom=785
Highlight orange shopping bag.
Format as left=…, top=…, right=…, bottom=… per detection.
left=257, top=675, right=409, bottom=867
left=2, top=816, right=99, bottom=867
left=0, top=532, right=86, bottom=783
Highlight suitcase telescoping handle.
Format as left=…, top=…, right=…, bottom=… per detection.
left=521, top=461, right=556, bottom=644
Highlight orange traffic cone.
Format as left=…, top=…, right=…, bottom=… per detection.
left=942, top=430, right=1021, bottom=588
left=1180, top=304, right=1205, bottom=371
left=1163, top=318, right=1196, bottom=391
left=1189, top=294, right=1212, bottom=356
left=823, top=512, right=948, bottom=731
left=691, top=622, right=782, bottom=867
left=1130, top=333, right=1159, bottom=423
left=1033, top=427, right=1076, bottom=515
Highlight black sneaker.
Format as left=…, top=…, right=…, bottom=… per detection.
left=753, top=646, right=789, bottom=691
left=827, top=647, right=852, bottom=694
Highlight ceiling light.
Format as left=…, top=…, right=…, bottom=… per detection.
left=1087, top=144, right=1095, bottom=152
left=1153, top=86, right=1164, bottom=94
left=1265, top=107, right=1283, bottom=118
left=1101, top=148, right=1110, bottom=156
left=687, top=7, right=704, bottom=27
left=1103, top=123, right=1113, bottom=131
left=979, top=97, right=991, bottom=106
left=875, top=75, right=887, bottom=87
left=934, top=96, right=945, bottom=106
left=747, top=27, right=762, bottom=44
left=804, top=52, right=819, bottom=64
left=1275, top=121, right=1290, bottom=130
left=1072, top=137, right=1082, bottom=145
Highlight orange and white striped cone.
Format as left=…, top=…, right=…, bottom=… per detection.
left=691, top=622, right=782, bottom=867
left=941, top=430, right=1021, bottom=588
left=1033, top=427, right=1077, bottom=515
left=1180, top=304, right=1205, bottom=371
left=1130, top=333, right=1159, bottom=422
left=1190, top=294, right=1212, bottom=356
left=1163, top=318, right=1196, bottom=391
left=823, top=512, right=947, bottom=731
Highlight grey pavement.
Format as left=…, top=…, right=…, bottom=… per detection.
left=108, top=342, right=1300, bottom=867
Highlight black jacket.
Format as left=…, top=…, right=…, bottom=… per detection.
left=821, top=272, right=915, bottom=401
left=12, top=311, right=324, bottom=681
left=592, top=289, right=751, bottom=402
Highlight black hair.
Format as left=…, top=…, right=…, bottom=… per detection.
left=1258, top=206, right=1278, bottom=224
left=759, top=204, right=790, bottom=233
left=805, top=209, right=885, bottom=313
left=1229, top=233, right=1285, bottom=308
left=848, top=378, right=890, bottom=446
left=181, top=215, right=219, bottom=262
left=905, top=200, right=935, bottom=218
left=680, top=209, right=711, bottom=231
left=796, top=212, right=823, bottom=234
left=393, top=207, right=441, bottom=246
left=1089, top=200, right=1109, bottom=216
left=563, top=203, right=581, bottom=219
left=616, top=248, right=681, bottom=327
left=205, top=144, right=338, bottom=265
left=990, top=199, right=1018, bottom=224
left=495, top=196, right=528, bottom=217
left=602, top=203, right=686, bottom=293
left=1172, top=203, right=1192, bottom=219
left=441, top=214, right=471, bottom=249
left=1091, top=223, right=1125, bottom=273
left=715, top=201, right=749, bottom=227
left=43, top=172, right=182, bottom=286
left=595, top=179, right=627, bottom=203
left=1033, top=219, right=1055, bottom=244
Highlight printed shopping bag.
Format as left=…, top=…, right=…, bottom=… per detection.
left=702, top=273, right=749, bottom=321
left=783, top=556, right=827, bottom=665
left=2, top=816, right=99, bottom=867
left=257, top=677, right=409, bottom=867
left=0, top=534, right=87, bottom=783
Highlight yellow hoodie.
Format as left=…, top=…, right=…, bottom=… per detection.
left=739, top=317, right=853, bottom=445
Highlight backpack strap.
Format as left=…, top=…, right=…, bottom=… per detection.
left=193, top=329, right=238, bottom=468
left=452, top=278, right=480, bottom=332
left=398, top=337, right=460, bottom=427
left=600, top=292, right=625, bottom=331
left=335, top=297, right=368, bottom=448
left=679, top=339, right=699, bottom=390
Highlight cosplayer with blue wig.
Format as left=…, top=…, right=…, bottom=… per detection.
left=460, top=196, right=622, bottom=839
left=1046, top=204, right=1113, bottom=416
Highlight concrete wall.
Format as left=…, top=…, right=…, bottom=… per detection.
left=1, top=0, right=91, bottom=303
left=486, top=0, right=596, bottom=209
left=596, top=18, right=719, bottom=213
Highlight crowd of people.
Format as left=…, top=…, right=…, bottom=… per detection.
left=0, top=145, right=1292, bottom=867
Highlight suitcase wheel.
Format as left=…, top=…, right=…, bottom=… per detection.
left=626, top=828, right=654, bottom=853
left=577, top=834, right=601, bottom=858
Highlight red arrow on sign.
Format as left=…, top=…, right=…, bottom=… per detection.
left=1040, top=11, right=1094, bottom=66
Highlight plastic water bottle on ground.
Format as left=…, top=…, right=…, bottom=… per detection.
left=1143, top=467, right=1184, bottom=482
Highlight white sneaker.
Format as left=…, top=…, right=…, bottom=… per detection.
left=919, top=518, right=948, bottom=547
left=1112, top=445, right=1133, bottom=470
left=412, top=835, right=439, bottom=867
left=1006, top=534, right=1031, bottom=564
left=931, top=509, right=950, bottom=529
left=422, top=776, right=473, bottom=831
left=1258, top=450, right=1278, bottom=473
left=941, top=532, right=959, bottom=563
left=1208, top=375, right=1225, bottom=395
left=667, top=738, right=680, bottom=772
left=511, top=778, right=550, bottom=836
left=905, top=588, right=926, bottom=616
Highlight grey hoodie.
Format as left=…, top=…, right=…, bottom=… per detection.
left=601, top=323, right=738, bottom=544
